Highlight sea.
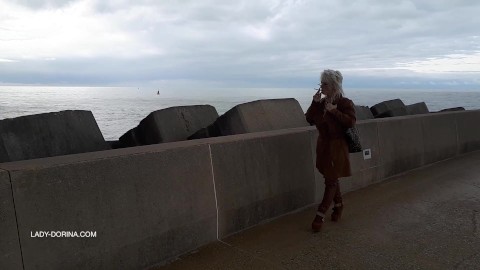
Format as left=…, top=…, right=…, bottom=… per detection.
left=1, top=85, right=479, bottom=141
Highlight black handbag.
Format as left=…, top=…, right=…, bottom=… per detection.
left=345, top=126, right=362, bottom=153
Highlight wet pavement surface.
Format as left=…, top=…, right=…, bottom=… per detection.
left=155, top=151, right=480, bottom=270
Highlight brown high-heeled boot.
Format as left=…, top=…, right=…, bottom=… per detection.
left=331, top=203, right=343, bottom=222
left=311, top=212, right=325, bottom=232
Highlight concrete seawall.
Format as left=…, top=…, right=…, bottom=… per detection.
left=1, top=110, right=479, bottom=270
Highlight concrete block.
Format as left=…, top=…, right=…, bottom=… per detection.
left=0, top=169, right=22, bottom=270
left=0, top=110, right=109, bottom=163
left=421, top=113, right=457, bottom=164
left=120, top=105, right=219, bottom=146
left=118, top=128, right=142, bottom=147
left=377, top=117, right=425, bottom=177
left=6, top=145, right=217, bottom=270
left=189, top=99, right=309, bottom=139
left=374, top=107, right=408, bottom=118
left=406, top=102, right=429, bottom=115
left=455, top=110, right=480, bottom=154
left=355, top=105, right=374, bottom=120
left=106, top=140, right=122, bottom=149
left=439, top=107, right=465, bottom=112
left=210, top=130, right=315, bottom=237
left=370, top=99, right=406, bottom=118
left=188, top=127, right=211, bottom=140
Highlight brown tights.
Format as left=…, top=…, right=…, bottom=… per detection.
left=317, top=177, right=342, bottom=214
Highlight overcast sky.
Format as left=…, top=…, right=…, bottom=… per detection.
left=0, top=0, right=479, bottom=89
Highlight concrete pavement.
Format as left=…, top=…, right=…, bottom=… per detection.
left=154, top=150, right=480, bottom=270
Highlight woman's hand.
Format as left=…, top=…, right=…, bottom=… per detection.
left=325, top=102, right=337, bottom=111
left=312, top=88, right=322, bottom=102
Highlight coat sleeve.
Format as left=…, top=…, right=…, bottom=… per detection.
left=327, top=98, right=356, bottom=128
left=305, top=100, right=319, bottom=126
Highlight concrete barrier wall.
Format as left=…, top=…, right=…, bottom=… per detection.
left=1, top=144, right=218, bottom=270
left=421, top=113, right=458, bottom=164
left=455, top=110, right=480, bottom=154
left=0, top=110, right=479, bottom=269
left=308, top=110, right=480, bottom=197
left=210, top=130, right=315, bottom=237
left=377, top=116, right=425, bottom=177
left=344, top=120, right=383, bottom=192
left=0, top=169, right=23, bottom=270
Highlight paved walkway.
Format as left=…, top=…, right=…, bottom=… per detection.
left=155, top=151, right=480, bottom=270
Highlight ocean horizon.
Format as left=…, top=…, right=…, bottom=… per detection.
left=1, top=85, right=479, bottom=141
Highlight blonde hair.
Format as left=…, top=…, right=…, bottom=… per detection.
left=321, top=69, right=344, bottom=101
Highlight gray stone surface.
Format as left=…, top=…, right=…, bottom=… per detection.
left=4, top=144, right=217, bottom=270
left=421, top=113, right=457, bottom=164
left=0, top=169, right=22, bottom=270
left=156, top=150, right=480, bottom=270
left=106, top=140, right=122, bottom=149
left=455, top=110, right=480, bottom=154
left=374, top=107, right=408, bottom=118
left=439, top=107, right=465, bottom=112
left=354, top=105, right=374, bottom=120
left=119, top=105, right=218, bottom=147
left=306, top=128, right=324, bottom=203
left=210, top=130, right=315, bottom=237
left=187, top=127, right=210, bottom=140
left=370, top=99, right=407, bottom=118
left=118, top=128, right=141, bottom=147
left=0, top=110, right=109, bottom=163
left=377, top=117, right=425, bottom=177
left=189, top=99, right=309, bottom=139
left=343, top=120, right=382, bottom=192
left=0, top=110, right=478, bottom=270
left=406, top=102, right=429, bottom=115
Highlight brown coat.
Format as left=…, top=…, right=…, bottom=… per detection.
left=305, top=97, right=356, bottom=179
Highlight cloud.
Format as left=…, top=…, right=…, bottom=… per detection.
left=0, top=0, right=479, bottom=88
left=10, top=0, right=76, bottom=9
left=398, top=52, right=480, bottom=73
left=0, top=58, right=18, bottom=62
left=0, top=0, right=162, bottom=60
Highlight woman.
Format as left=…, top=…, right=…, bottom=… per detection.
left=305, top=69, right=356, bottom=232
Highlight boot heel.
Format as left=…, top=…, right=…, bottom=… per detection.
left=331, top=203, right=343, bottom=222
left=311, top=212, right=325, bottom=232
